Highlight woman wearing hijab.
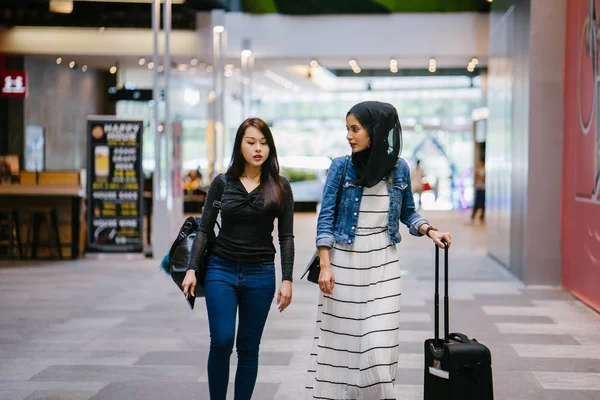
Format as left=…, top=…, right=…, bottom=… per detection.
left=308, top=101, right=451, bottom=399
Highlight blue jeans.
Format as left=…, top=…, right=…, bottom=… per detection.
left=204, top=256, right=276, bottom=400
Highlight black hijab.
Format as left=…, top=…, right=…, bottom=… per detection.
left=348, top=101, right=402, bottom=188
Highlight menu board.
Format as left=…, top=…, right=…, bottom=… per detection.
left=87, top=117, right=144, bottom=252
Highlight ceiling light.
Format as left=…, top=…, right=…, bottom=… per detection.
left=49, top=0, right=73, bottom=14
left=157, top=65, right=164, bottom=72
left=98, top=27, right=105, bottom=33
left=147, top=62, right=154, bottom=69
left=213, top=25, right=225, bottom=33
left=225, top=64, right=234, bottom=70
left=177, top=64, right=187, bottom=72
left=310, top=59, right=319, bottom=68
left=110, top=66, right=117, bottom=74
left=56, top=57, right=62, bottom=65
left=206, top=65, right=213, bottom=72
left=139, top=58, right=146, bottom=66
left=190, top=58, right=198, bottom=66
left=69, top=61, right=76, bottom=69
left=82, top=65, right=88, bottom=72
left=349, top=59, right=358, bottom=67
left=353, top=67, right=361, bottom=74
left=471, top=58, right=479, bottom=65
left=390, top=58, right=398, bottom=66
left=241, top=50, right=252, bottom=58
left=429, top=66, right=436, bottom=73
left=264, top=69, right=300, bottom=91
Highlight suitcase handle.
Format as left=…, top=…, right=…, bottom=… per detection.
left=449, top=332, right=470, bottom=344
left=433, top=240, right=449, bottom=348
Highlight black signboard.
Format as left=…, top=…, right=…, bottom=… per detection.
left=87, top=116, right=144, bottom=252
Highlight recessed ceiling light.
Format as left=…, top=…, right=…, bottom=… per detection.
left=139, top=58, right=146, bottom=66
left=49, top=0, right=73, bottom=14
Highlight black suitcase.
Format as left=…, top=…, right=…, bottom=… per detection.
left=424, top=242, right=494, bottom=400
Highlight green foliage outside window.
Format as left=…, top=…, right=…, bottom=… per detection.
left=242, top=0, right=490, bottom=14
left=280, top=168, right=319, bottom=182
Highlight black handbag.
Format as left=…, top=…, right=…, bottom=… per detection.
left=161, top=175, right=225, bottom=297
left=301, top=156, right=349, bottom=284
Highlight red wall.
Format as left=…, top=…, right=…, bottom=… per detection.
left=563, top=0, right=600, bottom=312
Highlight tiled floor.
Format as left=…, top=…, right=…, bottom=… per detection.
left=1, top=211, right=599, bottom=400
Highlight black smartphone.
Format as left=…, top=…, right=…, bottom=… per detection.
left=185, top=294, right=195, bottom=310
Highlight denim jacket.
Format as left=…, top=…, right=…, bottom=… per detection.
left=316, top=156, right=429, bottom=249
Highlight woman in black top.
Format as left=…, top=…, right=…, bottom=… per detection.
left=182, top=117, right=294, bottom=400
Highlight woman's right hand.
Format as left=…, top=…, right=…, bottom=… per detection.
left=318, top=263, right=335, bottom=295
left=182, top=269, right=197, bottom=297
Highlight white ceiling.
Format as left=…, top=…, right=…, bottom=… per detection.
left=15, top=10, right=489, bottom=95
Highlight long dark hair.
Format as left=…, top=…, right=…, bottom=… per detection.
left=226, top=117, right=285, bottom=215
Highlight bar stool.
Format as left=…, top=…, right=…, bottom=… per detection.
left=25, top=207, right=63, bottom=259
left=0, top=208, right=23, bottom=259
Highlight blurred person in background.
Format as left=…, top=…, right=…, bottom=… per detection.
left=468, top=159, right=486, bottom=224
left=182, top=117, right=295, bottom=400
left=309, top=101, right=451, bottom=399
left=411, top=159, right=425, bottom=208
left=183, top=168, right=205, bottom=195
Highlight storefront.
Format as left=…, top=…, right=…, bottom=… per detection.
left=562, top=0, right=600, bottom=312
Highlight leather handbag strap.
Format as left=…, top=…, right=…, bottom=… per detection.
left=332, top=156, right=350, bottom=226
left=211, top=174, right=226, bottom=231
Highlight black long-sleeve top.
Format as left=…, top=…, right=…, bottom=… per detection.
left=188, top=174, right=295, bottom=281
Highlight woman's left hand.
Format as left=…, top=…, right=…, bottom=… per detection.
left=429, top=230, right=452, bottom=249
left=277, top=281, right=293, bottom=312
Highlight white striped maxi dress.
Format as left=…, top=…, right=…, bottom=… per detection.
left=308, top=180, right=402, bottom=400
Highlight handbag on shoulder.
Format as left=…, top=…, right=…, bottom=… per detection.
left=160, top=175, right=225, bottom=297
left=301, top=156, right=349, bottom=284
